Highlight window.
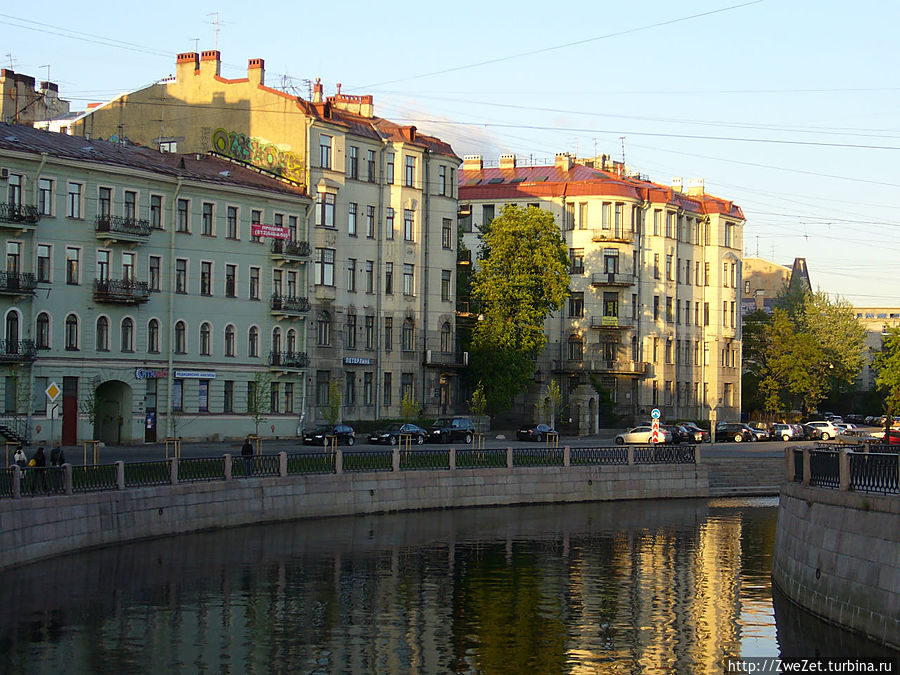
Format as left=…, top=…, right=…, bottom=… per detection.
left=316, top=371, right=330, bottom=405
left=386, top=208, right=395, bottom=240
left=725, top=222, right=735, bottom=248
left=96, top=316, right=109, bottom=352
left=440, top=322, right=452, bottom=353
left=202, top=202, right=214, bottom=236
left=385, top=262, right=393, bottom=294
left=405, top=155, right=416, bottom=187
left=666, top=297, right=673, bottom=323
left=121, top=252, right=135, bottom=281
left=723, top=262, right=729, bottom=287
left=570, top=292, right=584, bottom=318
left=284, top=382, right=294, bottom=413
left=200, top=322, right=211, bottom=355
left=316, top=312, right=332, bottom=346
left=347, top=145, right=359, bottom=179
left=653, top=296, right=660, bottom=321
left=401, top=318, right=415, bottom=351
left=250, top=210, right=262, bottom=243
left=272, top=269, right=283, bottom=297
left=482, top=204, right=495, bottom=225
left=666, top=255, right=673, bottom=281
left=148, top=319, right=160, bottom=353
left=653, top=254, right=660, bottom=279
left=348, top=202, right=358, bottom=236
left=441, top=270, right=451, bottom=301
left=65, top=314, right=79, bottom=349
left=173, top=380, right=183, bottom=412
left=404, top=209, right=414, bottom=242
left=704, top=302, right=710, bottom=326
left=36, top=244, right=51, bottom=283
left=403, top=264, right=414, bottom=296
left=226, top=206, right=238, bottom=239
left=665, top=339, right=673, bottom=364
left=246, top=381, right=256, bottom=414
left=269, top=381, right=280, bottom=414
left=367, top=149, right=376, bottom=182
left=652, top=209, right=661, bottom=236
left=288, top=215, right=298, bottom=241
left=175, top=259, right=187, bottom=294
left=65, top=247, right=80, bottom=285
left=98, top=187, right=112, bottom=221
left=316, top=193, right=335, bottom=228
left=150, top=195, right=163, bottom=229
left=124, top=191, right=136, bottom=221
left=685, top=260, right=691, bottom=285
left=121, top=318, right=134, bottom=352
left=366, top=205, right=375, bottom=238
left=604, top=251, right=619, bottom=274
left=96, top=249, right=110, bottom=282
left=442, top=218, right=452, bottom=249
left=365, top=315, right=375, bottom=349
left=570, top=249, right=584, bottom=275
left=384, top=317, right=393, bottom=351
left=272, top=327, right=282, bottom=356
left=319, top=134, right=332, bottom=169
left=704, top=262, right=710, bottom=286
left=363, top=373, right=373, bottom=406
left=225, top=265, right=236, bottom=297
left=249, top=267, right=260, bottom=300
left=38, top=178, right=53, bottom=215
left=200, top=261, right=212, bottom=296
left=439, top=165, right=448, bottom=196
left=174, top=321, right=186, bottom=354
left=225, top=325, right=236, bottom=357
left=315, top=248, right=335, bottom=286
left=568, top=335, right=584, bottom=361
left=565, top=203, right=575, bottom=231
left=604, top=292, right=618, bottom=319
left=459, top=206, right=472, bottom=233
left=386, top=153, right=395, bottom=184
left=67, top=182, right=82, bottom=218
left=365, top=261, right=374, bottom=293
left=346, top=314, right=357, bottom=349
left=666, top=212, right=675, bottom=238
left=384, top=372, right=392, bottom=407
left=248, top=326, right=259, bottom=357
left=36, top=312, right=50, bottom=349
left=199, top=380, right=210, bottom=413
left=177, top=199, right=189, bottom=232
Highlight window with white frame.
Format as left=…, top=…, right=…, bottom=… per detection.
left=315, top=248, right=335, bottom=286
left=320, top=134, right=332, bottom=169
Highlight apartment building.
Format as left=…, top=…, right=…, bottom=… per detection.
left=854, top=307, right=900, bottom=390
left=67, top=51, right=462, bottom=421
left=459, top=153, right=744, bottom=432
left=741, top=256, right=811, bottom=315
left=0, top=123, right=312, bottom=445
left=0, top=69, right=71, bottom=127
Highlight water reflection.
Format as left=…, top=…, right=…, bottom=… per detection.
left=0, top=497, right=892, bottom=673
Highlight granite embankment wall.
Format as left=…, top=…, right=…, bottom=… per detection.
left=0, top=461, right=708, bottom=571
left=772, top=481, right=900, bottom=650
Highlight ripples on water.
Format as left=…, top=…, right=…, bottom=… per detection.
left=0, top=497, right=893, bottom=674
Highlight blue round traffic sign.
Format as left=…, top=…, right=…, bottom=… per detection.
left=651, top=408, right=661, bottom=419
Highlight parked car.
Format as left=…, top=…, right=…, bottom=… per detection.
left=834, top=423, right=857, bottom=436
left=369, top=423, right=427, bottom=445
left=714, top=423, right=754, bottom=443
left=516, top=423, right=559, bottom=442
left=799, top=424, right=821, bottom=440
left=805, top=420, right=839, bottom=441
left=773, top=423, right=799, bottom=442
left=746, top=423, right=770, bottom=441
left=303, top=424, right=356, bottom=446
left=615, top=426, right=672, bottom=445
left=678, top=423, right=710, bottom=443
left=428, top=417, right=476, bottom=444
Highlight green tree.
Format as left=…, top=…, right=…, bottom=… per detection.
left=794, top=292, right=866, bottom=395
left=246, top=371, right=272, bottom=435
left=759, top=310, right=828, bottom=415
left=323, top=378, right=342, bottom=425
left=543, top=380, right=562, bottom=428
left=468, top=381, right=487, bottom=417
left=469, top=205, right=570, bottom=414
left=872, top=326, right=900, bottom=425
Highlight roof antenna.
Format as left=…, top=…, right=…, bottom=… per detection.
left=208, top=12, right=221, bottom=51
left=620, top=136, right=626, bottom=165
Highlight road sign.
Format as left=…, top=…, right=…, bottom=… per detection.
left=651, top=408, right=661, bottom=444
left=651, top=408, right=661, bottom=419
left=45, top=381, right=61, bottom=402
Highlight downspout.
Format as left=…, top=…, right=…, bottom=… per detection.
left=301, top=115, right=313, bottom=431
left=635, top=195, right=650, bottom=424
left=421, top=149, right=430, bottom=412
left=375, top=139, right=387, bottom=419
left=166, top=177, right=184, bottom=438
left=26, top=152, right=49, bottom=442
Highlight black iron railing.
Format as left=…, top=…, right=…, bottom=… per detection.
left=571, top=446, right=628, bottom=465
left=95, top=214, right=151, bottom=237
left=93, top=278, right=151, bottom=304
left=809, top=450, right=841, bottom=489
left=0, top=340, right=36, bottom=362
left=850, top=452, right=899, bottom=494
left=270, top=239, right=311, bottom=258
left=0, top=272, right=37, bottom=294
left=0, top=202, right=40, bottom=224
left=268, top=351, right=310, bottom=368
left=270, top=295, right=311, bottom=313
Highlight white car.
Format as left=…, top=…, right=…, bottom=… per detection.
left=806, top=420, right=839, bottom=441
left=615, top=426, right=672, bottom=445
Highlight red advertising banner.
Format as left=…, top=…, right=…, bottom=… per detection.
left=251, top=224, right=290, bottom=240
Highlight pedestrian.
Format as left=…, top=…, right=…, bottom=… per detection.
left=13, top=445, right=26, bottom=469
left=241, top=437, right=253, bottom=476
left=31, top=446, right=47, bottom=492
left=50, top=443, right=66, bottom=491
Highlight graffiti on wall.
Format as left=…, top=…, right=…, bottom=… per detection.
left=211, top=128, right=305, bottom=185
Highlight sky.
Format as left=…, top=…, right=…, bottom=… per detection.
left=3, top=1, right=900, bottom=306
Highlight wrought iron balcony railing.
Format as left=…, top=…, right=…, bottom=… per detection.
left=590, top=272, right=635, bottom=287
left=0, top=272, right=37, bottom=295
left=270, top=239, right=311, bottom=258
left=270, top=295, right=311, bottom=313
left=0, top=339, right=37, bottom=362
left=93, top=278, right=151, bottom=304
left=95, top=214, right=151, bottom=237
left=0, top=202, right=40, bottom=225
left=268, top=351, right=310, bottom=369
left=553, top=359, right=648, bottom=375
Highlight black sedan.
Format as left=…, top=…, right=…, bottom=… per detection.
left=714, top=423, right=754, bottom=443
left=516, top=423, right=559, bottom=442
left=369, top=423, right=427, bottom=445
left=302, top=424, right=356, bottom=446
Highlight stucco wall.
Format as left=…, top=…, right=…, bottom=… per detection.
left=0, top=463, right=706, bottom=571
left=772, top=482, right=900, bottom=650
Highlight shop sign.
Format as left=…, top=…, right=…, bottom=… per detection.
left=174, top=370, right=216, bottom=379
left=135, top=368, right=168, bottom=380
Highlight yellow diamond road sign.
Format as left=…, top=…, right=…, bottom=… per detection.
left=45, top=381, right=61, bottom=402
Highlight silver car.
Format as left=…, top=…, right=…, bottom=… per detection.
left=615, top=426, right=672, bottom=445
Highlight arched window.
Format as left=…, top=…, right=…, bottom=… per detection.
left=401, top=318, right=414, bottom=351
left=567, top=334, right=583, bottom=361
left=95, top=316, right=109, bottom=351
left=5, top=310, right=19, bottom=343
left=272, top=326, right=282, bottom=354
left=225, top=324, right=236, bottom=357
left=440, top=322, right=452, bottom=353
left=174, top=320, right=186, bottom=354
left=121, top=317, right=134, bottom=352
left=248, top=326, right=259, bottom=358
left=36, top=312, right=50, bottom=349
left=316, top=311, right=331, bottom=346
left=65, top=314, right=79, bottom=350
left=286, top=328, right=297, bottom=354
left=200, top=322, right=211, bottom=356
left=148, top=319, right=160, bottom=353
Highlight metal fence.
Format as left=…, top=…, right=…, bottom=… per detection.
left=809, top=451, right=841, bottom=489
left=178, top=457, right=226, bottom=482
left=570, top=447, right=628, bottom=465
left=399, top=449, right=451, bottom=471
left=455, top=448, right=506, bottom=469
left=286, top=452, right=335, bottom=475
left=343, top=450, right=393, bottom=473
left=72, top=464, right=118, bottom=493
left=124, top=461, right=171, bottom=488
left=850, top=453, right=899, bottom=494
left=0, top=468, right=12, bottom=498
left=634, top=445, right=696, bottom=464
left=513, top=447, right=564, bottom=467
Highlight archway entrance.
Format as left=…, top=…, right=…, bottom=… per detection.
left=93, top=380, right=133, bottom=445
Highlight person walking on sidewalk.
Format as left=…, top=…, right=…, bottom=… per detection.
left=241, top=438, right=253, bottom=477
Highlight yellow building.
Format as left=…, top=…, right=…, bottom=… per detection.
left=741, top=256, right=811, bottom=315
left=69, top=51, right=462, bottom=421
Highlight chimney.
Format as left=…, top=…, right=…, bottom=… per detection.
left=175, top=52, right=199, bottom=81
left=463, top=154, right=483, bottom=171
left=687, top=178, right=705, bottom=196
left=499, top=153, right=516, bottom=169
left=400, top=125, right=417, bottom=142
left=200, top=50, right=221, bottom=77
left=312, top=78, right=323, bottom=103
left=671, top=177, right=683, bottom=193
left=248, top=58, right=265, bottom=86
left=554, top=152, right=574, bottom=172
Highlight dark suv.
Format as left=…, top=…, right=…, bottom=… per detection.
left=715, top=423, right=754, bottom=443
left=428, top=417, right=476, bottom=444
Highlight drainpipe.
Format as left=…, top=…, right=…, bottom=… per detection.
left=25, top=152, right=49, bottom=442
left=421, top=149, right=430, bottom=414
left=374, top=140, right=387, bottom=420
left=635, top=198, right=649, bottom=425
left=165, top=177, right=184, bottom=438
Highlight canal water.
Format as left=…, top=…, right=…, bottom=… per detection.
left=0, top=497, right=894, bottom=674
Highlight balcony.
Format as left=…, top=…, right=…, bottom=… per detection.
left=591, top=229, right=634, bottom=244
left=93, top=278, right=151, bottom=305
left=0, top=339, right=37, bottom=363
left=553, top=359, right=648, bottom=376
left=270, top=295, right=311, bottom=316
left=268, top=351, right=310, bottom=369
left=424, top=349, right=468, bottom=369
left=590, top=272, right=634, bottom=287
left=95, top=215, right=151, bottom=243
left=0, top=272, right=37, bottom=296
left=270, top=239, right=311, bottom=262
left=590, top=315, right=633, bottom=330
left=457, top=249, right=472, bottom=266
left=0, top=202, right=40, bottom=229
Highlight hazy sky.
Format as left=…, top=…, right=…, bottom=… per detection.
left=3, top=1, right=899, bottom=306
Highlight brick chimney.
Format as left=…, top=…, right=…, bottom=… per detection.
left=499, top=153, right=516, bottom=169
left=248, top=58, right=265, bottom=86
left=400, top=125, right=417, bottom=142
left=175, top=52, right=199, bottom=81
left=687, top=178, right=705, bottom=196
left=671, top=177, right=683, bottom=193
left=554, top=152, right=574, bottom=172
left=463, top=154, right=483, bottom=171
left=200, top=50, right=221, bottom=77
left=312, top=78, right=323, bottom=103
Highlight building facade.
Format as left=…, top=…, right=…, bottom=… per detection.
left=854, top=307, right=900, bottom=391
left=67, top=51, right=463, bottom=422
left=1, top=123, right=312, bottom=445
left=0, top=69, right=71, bottom=127
left=459, top=153, right=744, bottom=431
left=741, top=256, right=811, bottom=315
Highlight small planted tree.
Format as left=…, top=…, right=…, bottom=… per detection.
left=400, top=391, right=419, bottom=423
left=544, top=380, right=562, bottom=429
left=323, top=378, right=342, bottom=426
left=246, top=372, right=272, bottom=436
left=468, top=382, right=487, bottom=417
left=79, top=386, right=99, bottom=435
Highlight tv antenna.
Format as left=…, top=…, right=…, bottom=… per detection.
left=208, top=12, right=221, bottom=51
left=620, top=136, right=626, bottom=164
